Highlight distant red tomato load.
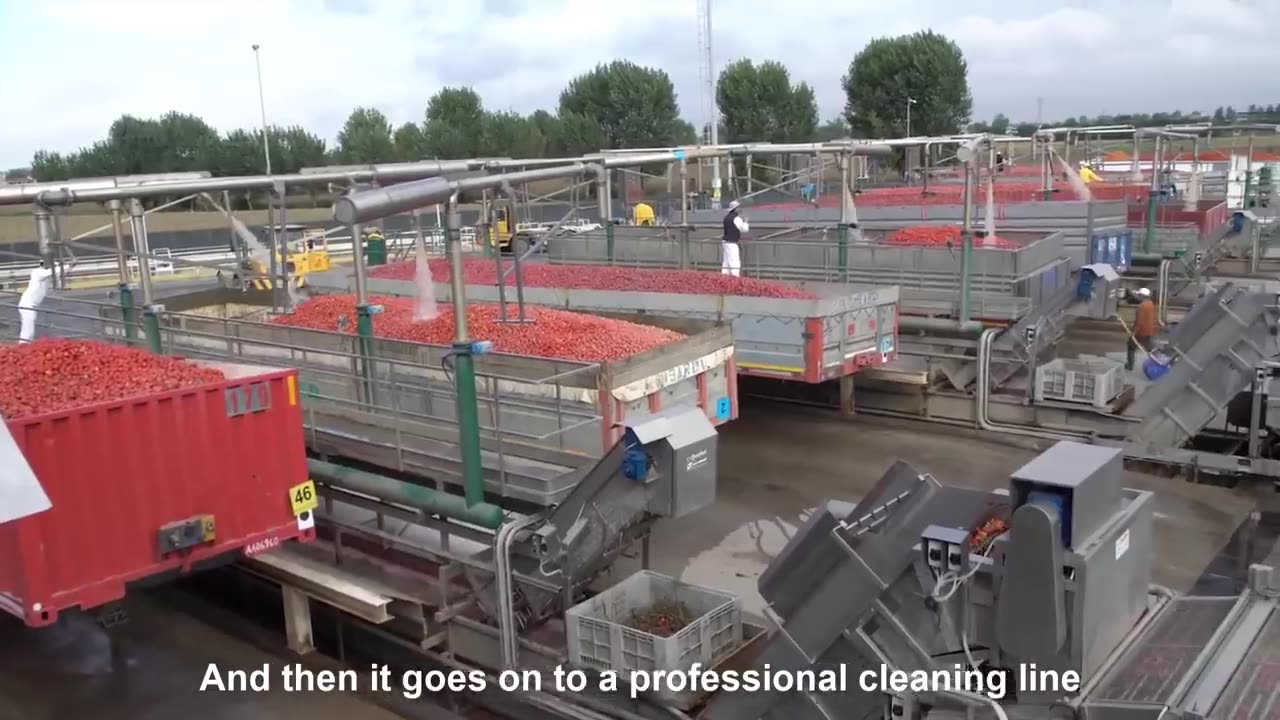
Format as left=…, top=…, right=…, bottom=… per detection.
left=0, top=339, right=226, bottom=419
left=272, top=295, right=685, bottom=363
left=883, top=225, right=1021, bottom=250
left=369, top=259, right=815, bottom=299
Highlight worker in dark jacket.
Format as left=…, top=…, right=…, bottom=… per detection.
left=1127, top=287, right=1159, bottom=371
left=721, top=200, right=748, bottom=276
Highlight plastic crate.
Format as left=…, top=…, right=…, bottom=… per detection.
left=1034, top=357, right=1124, bottom=408
left=566, top=571, right=742, bottom=683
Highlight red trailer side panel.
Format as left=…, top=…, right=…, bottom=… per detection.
left=0, top=366, right=313, bottom=627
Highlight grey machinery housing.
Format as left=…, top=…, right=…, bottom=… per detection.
left=703, top=440, right=1280, bottom=720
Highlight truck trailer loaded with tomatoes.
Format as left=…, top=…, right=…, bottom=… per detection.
left=0, top=342, right=316, bottom=627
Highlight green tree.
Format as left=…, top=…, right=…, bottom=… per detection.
left=528, top=110, right=563, bottom=155
left=422, top=87, right=486, bottom=159
left=214, top=129, right=266, bottom=177
left=558, top=61, right=685, bottom=148
left=480, top=112, right=547, bottom=158
left=155, top=112, right=221, bottom=172
left=673, top=119, right=698, bottom=145
left=555, top=111, right=607, bottom=156
left=990, top=113, right=1010, bottom=135
left=104, top=115, right=164, bottom=174
left=30, top=150, right=71, bottom=182
left=1013, top=122, right=1039, bottom=137
left=336, top=107, right=395, bottom=164
left=273, top=126, right=327, bottom=174
left=841, top=31, right=973, bottom=138
left=393, top=122, right=426, bottom=161
left=716, top=59, right=818, bottom=144
left=816, top=117, right=851, bottom=141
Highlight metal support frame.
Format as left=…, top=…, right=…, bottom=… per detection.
left=442, top=195, right=486, bottom=509
left=107, top=199, right=137, bottom=345
left=1145, top=136, right=1163, bottom=254
left=126, top=199, right=161, bottom=353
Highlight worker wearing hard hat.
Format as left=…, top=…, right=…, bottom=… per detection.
left=1078, top=161, right=1101, bottom=185
left=721, top=200, right=749, bottom=277
left=17, top=262, right=55, bottom=343
left=1126, top=287, right=1159, bottom=371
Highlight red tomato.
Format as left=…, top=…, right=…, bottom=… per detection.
left=0, top=339, right=224, bottom=419
left=272, top=296, right=687, bottom=363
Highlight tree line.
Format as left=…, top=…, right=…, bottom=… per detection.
left=29, top=28, right=1271, bottom=184
left=27, top=32, right=976, bottom=182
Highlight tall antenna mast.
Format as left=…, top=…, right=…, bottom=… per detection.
left=697, top=0, right=721, bottom=207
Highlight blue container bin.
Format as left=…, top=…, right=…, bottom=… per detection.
left=1143, top=354, right=1171, bottom=381
left=1076, top=271, right=1096, bottom=300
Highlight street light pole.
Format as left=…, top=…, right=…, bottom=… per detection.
left=252, top=43, right=280, bottom=310
left=251, top=44, right=272, bottom=175
left=906, top=96, right=918, bottom=183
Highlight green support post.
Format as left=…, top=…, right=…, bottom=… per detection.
left=365, top=234, right=387, bottom=266
left=355, top=304, right=376, bottom=403
left=1144, top=191, right=1159, bottom=254
left=142, top=306, right=162, bottom=354
left=606, top=223, right=616, bottom=265
left=1244, top=169, right=1253, bottom=209
left=837, top=225, right=849, bottom=283
left=118, top=284, right=137, bottom=345
left=451, top=342, right=486, bottom=507
left=679, top=226, right=690, bottom=270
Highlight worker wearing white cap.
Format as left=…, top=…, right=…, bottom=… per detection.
left=17, top=262, right=54, bottom=343
left=1126, top=287, right=1158, bottom=371
left=721, top=200, right=749, bottom=277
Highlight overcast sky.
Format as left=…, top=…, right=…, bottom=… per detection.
left=2, top=0, right=1277, bottom=168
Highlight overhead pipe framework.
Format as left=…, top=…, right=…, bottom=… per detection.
left=330, top=142, right=894, bottom=520
left=1, top=160, right=491, bottom=208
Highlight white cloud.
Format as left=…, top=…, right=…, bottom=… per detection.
left=2, top=0, right=1278, bottom=168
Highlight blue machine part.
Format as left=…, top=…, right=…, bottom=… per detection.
left=469, top=340, right=494, bottom=355
left=715, top=396, right=732, bottom=421
left=621, top=429, right=649, bottom=482
left=1026, top=488, right=1071, bottom=548
left=673, top=149, right=686, bottom=162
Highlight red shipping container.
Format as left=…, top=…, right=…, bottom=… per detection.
left=0, top=364, right=315, bottom=627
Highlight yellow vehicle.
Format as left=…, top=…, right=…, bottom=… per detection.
left=632, top=202, right=656, bottom=226
left=487, top=207, right=515, bottom=251
left=245, top=224, right=332, bottom=289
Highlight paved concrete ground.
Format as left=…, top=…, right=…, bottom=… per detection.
left=642, top=400, right=1262, bottom=619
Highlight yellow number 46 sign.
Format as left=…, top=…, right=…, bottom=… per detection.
left=289, top=480, right=319, bottom=516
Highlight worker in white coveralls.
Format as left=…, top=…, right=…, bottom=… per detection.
left=18, top=262, right=55, bottom=343
left=721, top=200, right=749, bottom=276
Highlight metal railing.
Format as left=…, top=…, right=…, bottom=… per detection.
left=1, top=292, right=604, bottom=507
left=545, top=228, right=1054, bottom=321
